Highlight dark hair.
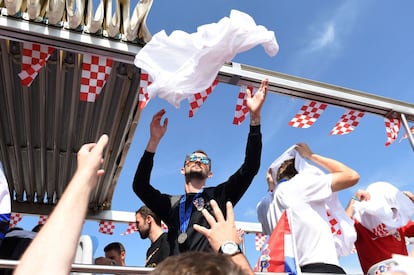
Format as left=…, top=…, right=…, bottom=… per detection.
left=276, top=159, right=298, bottom=182
left=31, top=224, right=43, bottom=232
left=183, top=149, right=212, bottom=169
left=104, top=242, right=125, bottom=254
left=136, top=206, right=162, bottom=226
left=150, top=251, right=248, bottom=275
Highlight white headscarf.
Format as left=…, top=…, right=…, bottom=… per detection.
left=353, top=181, right=414, bottom=235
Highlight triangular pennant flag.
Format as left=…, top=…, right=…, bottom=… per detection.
left=384, top=117, right=401, bottom=146
left=98, top=220, right=115, bottom=235
left=80, top=54, right=113, bottom=102
left=9, top=213, right=23, bottom=228
left=254, top=209, right=300, bottom=274
left=38, top=215, right=48, bottom=225
left=399, top=125, right=414, bottom=143
left=188, top=78, right=219, bottom=117
left=138, top=71, right=153, bottom=109
left=233, top=85, right=257, bottom=125
left=289, top=101, right=327, bottom=128
left=330, top=110, right=365, bottom=135
left=121, top=222, right=137, bottom=236
left=18, top=43, right=55, bottom=87
left=255, top=232, right=268, bottom=251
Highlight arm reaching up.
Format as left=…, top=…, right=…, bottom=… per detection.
left=15, top=134, right=109, bottom=275
left=295, top=143, right=360, bottom=192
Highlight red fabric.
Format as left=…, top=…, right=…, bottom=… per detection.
left=354, top=220, right=413, bottom=274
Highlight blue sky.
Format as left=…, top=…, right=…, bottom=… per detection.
left=19, top=1, right=414, bottom=273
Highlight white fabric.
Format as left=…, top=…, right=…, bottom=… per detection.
left=134, top=9, right=279, bottom=108
left=390, top=254, right=414, bottom=275
left=0, top=162, right=11, bottom=214
left=256, top=145, right=356, bottom=266
left=353, top=181, right=414, bottom=236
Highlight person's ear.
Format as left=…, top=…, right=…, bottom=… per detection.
left=180, top=167, right=185, bottom=175
left=207, top=171, right=213, bottom=178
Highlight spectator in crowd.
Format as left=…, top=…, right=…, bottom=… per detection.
left=257, top=143, right=359, bottom=274
left=0, top=161, right=11, bottom=248
left=14, top=134, right=108, bottom=275
left=135, top=205, right=169, bottom=267
left=346, top=182, right=414, bottom=274
left=94, top=242, right=126, bottom=266
left=133, top=79, right=268, bottom=255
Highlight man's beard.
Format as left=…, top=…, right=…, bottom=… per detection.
left=139, top=228, right=149, bottom=239
left=185, top=170, right=208, bottom=181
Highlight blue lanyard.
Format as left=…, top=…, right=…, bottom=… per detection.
left=179, top=189, right=203, bottom=233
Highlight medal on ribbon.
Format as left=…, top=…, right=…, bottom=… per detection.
left=178, top=190, right=203, bottom=244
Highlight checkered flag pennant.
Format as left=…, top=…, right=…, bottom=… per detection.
left=330, top=110, right=365, bottom=135
left=289, top=101, right=328, bottom=128
left=384, top=117, right=401, bottom=146
left=18, top=43, right=55, bottom=87
left=9, top=212, right=23, bottom=228
left=38, top=215, right=48, bottom=225
left=326, top=210, right=342, bottom=236
left=399, top=125, right=414, bottom=143
left=188, top=78, right=219, bottom=117
left=233, top=85, right=258, bottom=125
left=98, top=220, right=115, bottom=235
left=121, top=222, right=137, bottom=236
left=80, top=54, right=113, bottom=102
left=138, top=71, right=153, bottom=110
left=255, top=232, right=268, bottom=251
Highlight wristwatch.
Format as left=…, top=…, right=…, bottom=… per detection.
left=218, top=241, right=242, bottom=256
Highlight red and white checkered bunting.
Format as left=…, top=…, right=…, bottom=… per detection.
left=399, top=125, right=414, bottom=143
left=330, top=110, right=365, bottom=135
left=188, top=78, right=219, bottom=117
left=9, top=212, right=23, bottom=228
left=38, top=215, right=48, bottom=225
left=121, top=222, right=137, bottom=236
left=18, top=43, right=55, bottom=87
left=384, top=117, right=401, bottom=146
left=80, top=54, right=113, bottom=102
left=326, top=210, right=342, bottom=236
left=98, top=220, right=115, bottom=235
left=233, top=85, right=257, bottom=125
left=255, top=232, right=267, bottom=251
left=138, top=71, right=152, bottom=109
left=289, top=101, right=328, bottom=128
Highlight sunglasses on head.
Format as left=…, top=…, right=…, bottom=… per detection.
left=186, top=154, right=211, bottom=165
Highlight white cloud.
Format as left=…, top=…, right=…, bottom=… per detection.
left=307, top=22, right=336, bottom=52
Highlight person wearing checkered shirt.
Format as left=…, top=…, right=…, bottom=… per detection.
left=133, top=79, right=268, bottom=256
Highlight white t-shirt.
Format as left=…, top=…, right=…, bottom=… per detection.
left=257, top=172, right=341, bottom=267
